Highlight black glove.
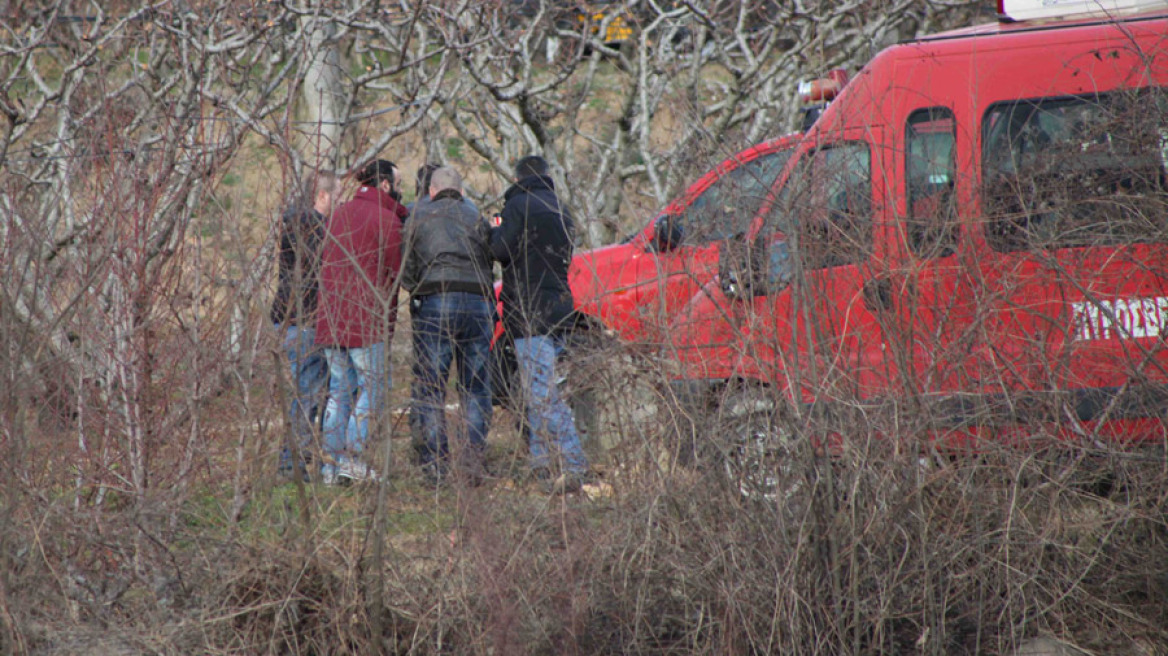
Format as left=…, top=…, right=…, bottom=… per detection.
left=475, top=216, right=492, bottom=242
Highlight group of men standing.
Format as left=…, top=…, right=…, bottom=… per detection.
left=271, top=155, right=591, bottom=491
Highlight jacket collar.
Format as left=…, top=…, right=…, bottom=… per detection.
left=284, top=205, right=325, bottom=222
left=432, top=188, right=464, bottom=202
left=354, top=184, right=400, bottom=211
left=505, top=174, right=555, bottom=201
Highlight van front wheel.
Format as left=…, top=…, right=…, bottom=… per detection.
left=712, top=388, right=803, bottom=502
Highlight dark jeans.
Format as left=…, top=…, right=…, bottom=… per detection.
left=410, top=292, right=494, bottom=466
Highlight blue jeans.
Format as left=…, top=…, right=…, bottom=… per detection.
left=279, top=323, right=328, bottom=472
left=322, top=343, right=388, bottom=465
left=410, top=293, right=493, bottom=465
left=514, top=335, right=588, bottom=475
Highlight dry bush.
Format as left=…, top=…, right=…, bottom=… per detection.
left=5, top=285, right=1168, bottom=656
left=5, top=3, right=1166, bottom=656
left=662, top=383, right=1168, bottom=654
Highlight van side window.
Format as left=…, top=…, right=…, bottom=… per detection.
left=784, top=143, right=872, bottom=269
left=906, top=108, right=958, bottom=258
left=982, top=89, right=1168, bottom=252
left=677, top=148, right=795, bottom=245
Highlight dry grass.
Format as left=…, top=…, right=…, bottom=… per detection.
left=5, top=328, right=1168, bottom=655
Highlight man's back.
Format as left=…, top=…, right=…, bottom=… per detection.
left=316, top=185, right=406, bottom=348
left=489, top=173, right=576, bottom=338
left=402, top=189, right=493, bottom=299
left=271, top=205, right=325, bottom=325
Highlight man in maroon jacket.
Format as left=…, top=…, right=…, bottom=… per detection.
left=315, top=159, right=408, bottom=484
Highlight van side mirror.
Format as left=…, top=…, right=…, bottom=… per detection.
left=652, top=214, right=683, bottom=252
left=718, top=240, right=749, bottom=300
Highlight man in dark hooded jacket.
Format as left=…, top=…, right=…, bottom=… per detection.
left=488, top=155, right=590, bottom=490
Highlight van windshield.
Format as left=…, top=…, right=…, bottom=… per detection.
left=982, top=88, right=1168, bottom=251
left=678, top=147, right=795, bottom=244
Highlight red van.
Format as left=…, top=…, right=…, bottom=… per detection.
left=667, top=2, right=1168, bottom=452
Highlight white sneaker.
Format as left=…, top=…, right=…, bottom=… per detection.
left=337, top=459, right=378, bottom=483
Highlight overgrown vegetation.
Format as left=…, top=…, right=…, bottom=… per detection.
left=3, top=1, right=1167, bottom=654
left=6, top=353, right=1168, bottom=654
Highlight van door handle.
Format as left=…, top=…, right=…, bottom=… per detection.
left=863, top=279, right=893, bottom=312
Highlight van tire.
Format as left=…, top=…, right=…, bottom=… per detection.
left=710, top=387, right=803, bottom=501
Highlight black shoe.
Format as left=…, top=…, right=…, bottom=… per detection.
left=542, top=471, right=595, bottom=496
left=278, top=461, right=311, bottom=483
left=460, top=461, right=488, bottom=487
left=565, top=471, right=597, bottom=494
left=452, top=451, right=488, bottom=487
left=421, top=461, right=448, bottom=487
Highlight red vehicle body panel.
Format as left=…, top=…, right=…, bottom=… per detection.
left=670, top=9, right=1168, bottom=442
left=493, top=134, right=801, bottom=346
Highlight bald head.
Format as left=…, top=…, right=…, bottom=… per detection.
left=428, top=166, right=462, bottom=197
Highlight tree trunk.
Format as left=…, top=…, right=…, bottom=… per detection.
left=301, top=17, right=345, bottom=166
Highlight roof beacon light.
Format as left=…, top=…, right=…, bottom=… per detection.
left=798, top=68, right=849, bottom=104
left=998, top=0, right=1168, bottom=22
left=798, top=69, right=849, bottom=131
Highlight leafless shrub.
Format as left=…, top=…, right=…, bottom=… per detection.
left=13, top=2, right=1166, bottom=656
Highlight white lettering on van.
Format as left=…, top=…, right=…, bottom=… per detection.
left=1073, top=296, right=1168, bottom=341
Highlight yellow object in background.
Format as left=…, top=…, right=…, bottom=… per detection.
left=577, top=6, right=634, bottom=43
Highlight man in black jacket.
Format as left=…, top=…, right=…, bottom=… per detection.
left=488, top=155, right=590, bottom=490
left=272, top=169, right=337, bottom=477
left=402, top=166, right=495, bottom=483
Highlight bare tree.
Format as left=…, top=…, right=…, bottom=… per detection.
left=413, top=0, right=986, bottom=245
left=2, top=2, right=310, bottom=516
left=0, top=0, right=987, bottom=525
left=8, top=4, right=1166, bottom=656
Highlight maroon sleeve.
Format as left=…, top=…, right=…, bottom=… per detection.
left=384, top=205, right=404, bottom=284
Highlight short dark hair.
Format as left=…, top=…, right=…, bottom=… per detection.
left=416, top=163, right=441, bottom=198
left=356, top=159, right=397, bottom=187
left=514, top=155, right=549, bottom=180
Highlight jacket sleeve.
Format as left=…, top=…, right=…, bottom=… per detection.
left=488, top=202, right=522, bottom=265
left=400, top=218, right=419, bottom=292
left=474, top=214, right=492, bottom=255
left=277, top=211, right=297, bottom=276
left=382, top=208, right=404, bottom=291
